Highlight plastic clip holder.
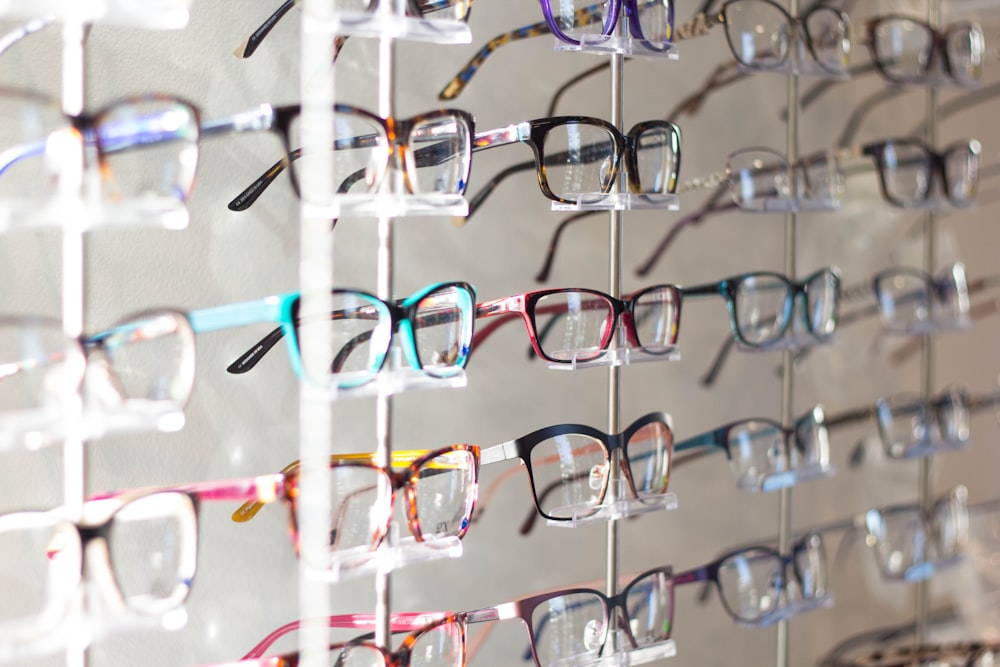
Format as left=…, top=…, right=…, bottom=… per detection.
left=553, top=34, right=679, bottom=59
left=307, top=522, right=463, bottom=583
left=545, top=345, right=680, bottom=371
left=546, top=478, right=678, bottom=528
left=320, top=192, right=469, bottom=220
left=549, top=635, right=677, bottom=667
left=551, top=192, right=679, bottom=212
left=0, top=0, right=191, bottom=28
left=327, top=345, right=468, bottom=400
left=735, top=462, right=836, bottom=493
left=740, top=595, right=835, bottom=629
left=0, top=195, right=189, bottom=235
left=308, top=4, right=471, bottom=44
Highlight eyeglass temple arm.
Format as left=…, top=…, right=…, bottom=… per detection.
left=438, top=2, right=610, bottom=101
left=534, top=210, right=602, bottom=282
left=635, top=188, right=734, bottom=278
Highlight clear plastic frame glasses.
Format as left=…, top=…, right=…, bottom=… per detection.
left=479, top=412, right=674, bottom=525
left=865, top=15, right=985, bottom=87
left=0, top=88, right=201, bottom=229
left=0, top=310, right=195, bottom=450
left=673, top=406, right=831, bottom=492
left=675, top=532, right=830, bottom=626
left=0, top=491, right=198, bottom=649
left=473, top=284, right=682, bottom=366
left=186, top=282, right=476, bottom=390
left=864, top=486, right=969, bottom=582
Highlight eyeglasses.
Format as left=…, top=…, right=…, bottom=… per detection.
left=676, top=532, right=829, bottom=626
left=819, top=641, right=1000, bottom=667
left=864, top=486, right=969, bottom=582
left=539, top=0, right=675, bottom=48
left=673, top=406, right=830, bottom=492
left=184, top=282, right=476, bottom=389
left=0, top=491, right=198, bottom=646
left=834, top=137, right=981, bottom=209
left=0, top=310, right=195, bottom=449
left=684, top=268, right=840, bottom=349
left=478, top=412, right=673, bottom=522
left=463, top=116, right=681, bottom=218
left=0, top=89, right=201, bottom=217
left=683, top=0, right=851, bottom=75
left=865, top=15, right=985, bottom=87
left=98, top=446, right=479, bottom=564
left=224, top=105, right=475, bottom=212
left=473, top=284, right=681, bottom=364
left=870, top=263, right=970, bottom=335
left=234, top=0, right=474, bottom=58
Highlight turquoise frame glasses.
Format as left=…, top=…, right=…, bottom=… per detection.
left=187, top=282, right=477, bottom=389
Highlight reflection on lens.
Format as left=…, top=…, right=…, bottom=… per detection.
left=625, top=420, right=671, bottom=499
left=328, top=466, right=393, bottom=552
left=319, top=292, right=392, bottom=387
left=530, top=592, right=607, bottom=666
left=529, top=433, right=608, bottom=518
left=717, top=548, right=782, bottom=623
left=533, top=290, right=614, bottom=362
left=623, top=569, right=673, bottom=647
left=99, top=99, right=200, bottom=205
left=411, top=285, right=472, bottom=378
left=872, top=18, right=933, bottom=82
left=409, top=620, right=465, bottom=667
left=408, top=114, right=471, bottom=196
left=544, top=0, right=615, bottom=43
left=109, top=492, right=196, bottom=615
left=541, top=122, right=618, bottom=199
left=723, top=0, right=790, bottom=69
left=726, top=419, right=787, bottom=482
left=631, top=286, right=679, bottom=352
left=414, top=449, right=477, bottom=541
left=804, top=7, right=849, bottom=73
left=734, top=274, right=791, bottom=345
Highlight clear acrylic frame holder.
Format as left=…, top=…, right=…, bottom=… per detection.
left=551, top=192, right=679, bottom=212
left=546, top=477, right=678, bottom=529
left=304, top=522, right=463, bottom=584
left=317, top=343, right=468, bottom=400
left=0, top=0, right=190, bottom=28
left=741, top=595, right=835, bottom=629
left=735, top=462, right=836, bottom=493
left=304, top=2, right=471, bottom=44
left=549, top=635, right=677, bottom=667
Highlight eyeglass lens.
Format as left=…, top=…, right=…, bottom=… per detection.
left=870, top=18, right=983, bottom=85
left=325, top=449, right=477, bottom=552
left=529, top=569, right=673, bottom=666
left=527, top=422, right=670, bottom=519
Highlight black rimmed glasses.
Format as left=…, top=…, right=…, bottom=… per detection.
left=864, top=486, right=969, bottom=582
left=683, top=268, right=840, bottom=349
left=673, top=406, right=830, bottom=491
left=225, top=104, right=475, bottom=211
left=472, top=284, right=682, bottom=364
left=478, top=412, right=673, bottom=521
left=464, top=116, right=681, bottom=218
left=675, top=532, right=829, bottom=626
left=0, top=491, right=199, bottom=643
left=865, top=15, right=984, bottom=87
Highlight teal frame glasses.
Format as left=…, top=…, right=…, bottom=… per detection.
left=186, top=282, right=476, bottom=388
